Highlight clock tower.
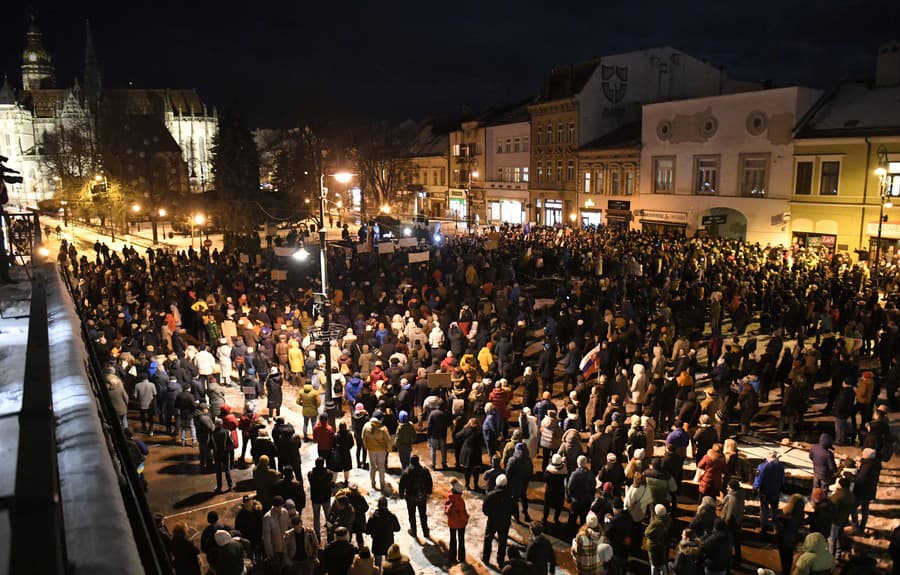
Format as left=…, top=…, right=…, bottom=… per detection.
left=21, top=16, right=55, bottom=91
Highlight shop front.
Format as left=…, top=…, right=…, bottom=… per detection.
left=536, top=199, right=564, bottom=226
left=865, top=221, right=900, bottom=262
left=581, top=209, right=602, bottom=227
left=792, top=231, right=837, bottom=252
left=488, top=199, right=525, bottom=224
left=639, top=209, right=688, bottom=236
left=605, top=200, right=632, bottom=230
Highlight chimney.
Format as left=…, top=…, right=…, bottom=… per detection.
left=875, top=41, right=900, bottom=87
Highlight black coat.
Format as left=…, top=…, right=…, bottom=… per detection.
left=505, top=451, right=534, bottom=496
left=334, top=429, right=354, bottom=472
left=319, top=540, right=357, bottom=575
left=365, top=507, right=401, bottom=555
left=455, top=425, right=483, bottom=469
left=855, top=458, right=882, bottom=501
left=265, top=373, right=283, bottom=409
left=308, top=466, right=333, bottom=504
left=543, top=469, right=567, bottom=508
left=483, top=486, right=515, bottom=528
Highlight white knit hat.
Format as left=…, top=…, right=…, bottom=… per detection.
left=586, top=512, right=599, bottom=529
left=654, top=504, right=667, bottom=516
left=495, top=474, right=508, bottom=488
left=214, top=530, right=232, bottom=546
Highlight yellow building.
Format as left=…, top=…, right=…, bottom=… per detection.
left=791, top=42, right=900, bottom=258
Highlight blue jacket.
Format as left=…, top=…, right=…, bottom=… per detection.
left=483, top=410, right=501, bottom=447
left=666, top=427, right=690, bottom=449
left=345, top=376, right=364, bottom=404
left=753, top=459, right=785, bottom=500
left=809, top=433, right=837, bottom=480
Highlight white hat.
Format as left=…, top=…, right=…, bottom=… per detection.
left=586, top=512, right=600, bottom=529
left=495, top=474, right=508, bottom=488
left=633, top=448, right=645, bottom=460
left=607, top=453, right=617, bottom=462
left=522, top=407, right=531, bottom=416
left=654, top=504, right=667, bottom=516
left=214, top=530, right=232, bottom=546
left=551, top=453, right=563, bottom=466
left=596, top=543, right=613, bottom=562
left=450, top=477, right=464, bottom=493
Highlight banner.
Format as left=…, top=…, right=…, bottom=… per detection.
left=483, top=239, right=498, bottom=251
left=357, top=243, right=371, bottom=253
left=274, top=246, right=294, bottom=257
left=271, top=269, right=288, bottom=281
left=409, top=251, right=430, bottom=263
left=398, top=237, right=417, bottom=248
left=378, top=242, right=395, bottom=254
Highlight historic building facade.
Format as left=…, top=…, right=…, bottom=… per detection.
left=0, top=19, right=217, bottom=209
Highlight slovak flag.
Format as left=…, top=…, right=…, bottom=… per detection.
left=579, top=343, right=603, bottom=379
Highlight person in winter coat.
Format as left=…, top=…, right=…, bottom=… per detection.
left=320, top=526, right=358, bottom=575
left=809, top=433, right=838, bottom=491
left=134, top=373, right=157, bottom=433
left=175, top=384, right=197, bottom=446
left=334, top=422, right=355, bottom=484
left=689, top=496, right=718, bottom=538
left=307, top=457, right=334, bottom=540
left=483, top=402, right=502, bottom=456
left=211, top=530, right=246, bottom=575
left=445, top=478, right=469, bottom=565
left=297, top=383, right=320, bottom=439
left=567, top=455, right=596, bottom=529
left=791, top=532, right=835, bottom=575
left=106, top=371, right=130, bottom=428
left=345, top=372, right=364, bottom=406
left=853, top=447, right=882, bottom=533
left=644, top=504, right=673, bottom=575
left=697, top=443, right=727, bottom=499
left=520, top=406, right=540, bottom=458
left=670, top=528, right=702, bottom=575
left=381, top=544, right=415, bottom=575
left=505, top=442, right=534, bottom=523
left=570, top=513, right=605, bottom=575
left=482, top=474, right=515, bottom=568
left=526, top=521, right=556, bottom=575
left=542, top=452, right=569, bottom=524
left=701, top=519, right=732, bottom=574
left=398, top=454, right=433, bottom=537
left=366, top=495, right=401, bottom=566
left=395, top=411, right=416, bottom=470
left=455, top=417, right=484, bottom=490
left=287, top=340, right=304, bottom=386
left=754, top=450, right=785, bottom=532
left=597, top=452, right=627, bottom=497
left=253, top=454, right=281, bottom=510
left=206, top=377, right=227, bottom=418
left=362, top=411, right=392, bottom=491
left=775, top=493, right=807, bottom=575
left=539, top=411, right=563, bottom=470
left=171, top=521, right=201, bottom=575
left=264, top=366, right=283, bottom=419
left=624, top=471, right=654, bottom=524
left=630, top=363, right=649, bottom=414
left=262, top=496, right=292, bottom=570
left=721, top=479, right=745, bottom=563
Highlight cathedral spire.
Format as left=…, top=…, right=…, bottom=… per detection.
left=21, top=14, right=55, bottom=90
left=83, top=19, right=102, bottom=106
left=0, top=76, right=15, bottom=105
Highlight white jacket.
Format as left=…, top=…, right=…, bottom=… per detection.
left=194, top=350, right=217, bottom=376
left=428, top=326, right=445, bottom=349
left=262, top=507, right=292, bottom=557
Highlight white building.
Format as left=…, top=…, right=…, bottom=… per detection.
left=637, top=86, right=822, bottom=244
left=484, top=102, right=530, bottom=225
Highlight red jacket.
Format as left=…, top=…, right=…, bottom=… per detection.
left=445, top=492, right=469, bottom=529
left=220, top=404, right=240, bottom=447
left=698, top=451, right=727, bottom=495
left=313, top=422, right=335, bottom=452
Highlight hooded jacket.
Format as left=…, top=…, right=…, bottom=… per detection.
left=362, top=419, right=392, bottom=453
left=792, top=532, right=835, bottom=575
left=297, top=383, right=320, bottom=417
left=809, top=433, right=837, bottom=480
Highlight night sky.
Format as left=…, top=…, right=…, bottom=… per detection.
left=1, top=0, right=898, bottom=129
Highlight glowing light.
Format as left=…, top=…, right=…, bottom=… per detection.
left=886, top=200, right=894, bottom=209
left=94, top=175, right=103, bottom=182
left=333, top=172, right=354, bottom=184
left=380, top=205, right=391, bottom=214
left=433, top=233, right=442, bottom=243
left=585, top=199, right=595, bottom=208
left=471, top=170, right=479, bottom=179
left=569, top=213, right=577, bottom=222
left=37, top=246, right=50, bottom=258
left=193, top=214, right=206, bottom=225
left=131, top=204, right=141, bottom=213
left=875, top=167, right=887, bottom=177
left=158, top=208, right=167, bottom=217
left=336, top=201, right=343, bottom=208
left=305, top=198, right=310, bottom=204
left=403, top=227, right=412, bottom=237
left=292, top=247, right=310, bottom=261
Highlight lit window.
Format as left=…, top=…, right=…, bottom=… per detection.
left=513, top=167, right=521, bottom=182
left=820, top=161, right=840, bottom=196
left=523, top=167, right=529, bottom=182
left=740, top=154, right=769, bottom=197
left=625, top=170, right=635, bottom=195
left=498, top=168, right=504, bottom=182
left=505, top=139, right=511, bottom=153
left=557, top=123, right=563, bottom=144
left=584, top=172, right=591, bottom=194
left=595, top=170, right=604, bottom=195
left=536, top=127, right=543, bottom=145
left=653, top=157, right=675, bottom=194
left=694, top=156, right=719, bottom=195
left=536, top=162, right=543, bottom=181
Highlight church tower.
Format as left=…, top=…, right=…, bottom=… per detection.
left=21, top=16, right=55, bottom=90
left=82, top=20, right=102, bottom=107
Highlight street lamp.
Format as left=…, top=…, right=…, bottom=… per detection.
left=316, top=171, right=355, bottom=402
left=190, top=213, right=206, bottom=247
left=95, top=173, right=113, bottom=242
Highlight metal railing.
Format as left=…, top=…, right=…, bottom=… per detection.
left=59, top=264, right=175, bottom=575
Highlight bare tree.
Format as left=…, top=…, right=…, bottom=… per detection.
left=349, top=121, right=415, bottom=218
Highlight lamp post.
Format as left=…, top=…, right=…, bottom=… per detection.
left=466, top=169, right=479, bottom=230
left=157, top=208, right=167, bottom=241
left=95, top=173, right=113, bottom=242
left=190, top=213, right=205, bottom=248
left=131, top=203, right=141, bottom=232
left=317, top=171, right=354, bottom=402
left=875, top=146, right=893, bottom=290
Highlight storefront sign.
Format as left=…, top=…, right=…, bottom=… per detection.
left=702, top=215, right=727, bottom=225
left=867, top=222, right=900, bottom=238
left=608, top=200, right=631, bottom=211
left=641, top=210, right=688, bottom=224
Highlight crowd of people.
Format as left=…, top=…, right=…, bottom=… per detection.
left=59, top=222, right=900, bottom=575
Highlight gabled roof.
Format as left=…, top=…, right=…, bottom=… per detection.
left=103, top=89, right=208, bottom=117
left=580, top=121, right=642, bottom=150
left=535, top=59, right=600, bottom=104
left=794, top=80, right=900, bottom=138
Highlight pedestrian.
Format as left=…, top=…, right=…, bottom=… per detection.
left=265, top=365, right=283, bottom=419
left=395, top=410, right=416, bottom=470
left=308, top=457, right=334, bottom=541
left=775, top=494, right=806, bottom=575
left=829, top=475, right=855, bottom=557
left=211, top=417, right=234, bottom=492
left=753, top=450, right=785, bottom=533
left=320, top=526, right=358, bottom=575
left=670, top=528, right=702, bottom=575
left=791, top=532, right=835, bottom=575
left=445, top=477, right=469, bottom=565
left=211, top=530, right=246, bottom=575
left=398, top=454, right=433, bottom=538
left=426, top=401, right=450, bottom=469
left=366, top=495, right=401, bottom=566
left=348, top=547, right=379, bottom=575
left=701, top=519, right=732, bottom=575
left=455, top=417, right=484, bottom=491
left=809, top=433, right=837, bottom=491
left=334, top=421, right=355, bottom=485
left=696, top=443, right=726, bottom=499
left=352, top=403, right=370, bottom=469
left=505, top=442, right=534, bottom=523
left=567, top=455, right=596, bottom=530
left=539, top=410, right=563, bottom=470
left=853, top=447, right=882, bottom=534
left=483, top=474, right=515, bottom=568
left=262, top=495, right=291, bottom=572
left=297, top=382, right=320, bottom=440
left=362, top=410, right=392, bottom=491
left=644, top=504, right=673, bottom=575
left=134, top=371, right=157, bottom=434
left=381, top=544, right=415, bottom=575
left=721, top=479, right=745, bottom=564
left=234, top=496, right=263, bottom=560
left=171, top=522, right=201, bottom=575
left=193, top=403, right=214, bottom=472
left=570, top=512, right=604, bottom=575
left=285, top=515, right=318, bottom=575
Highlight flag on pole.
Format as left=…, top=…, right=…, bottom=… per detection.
left=579, top=343, right=602, bottom=379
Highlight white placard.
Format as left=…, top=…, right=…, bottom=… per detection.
left=271, top=270, right=288, bottom=281
left=378, top=242, right=395, bottom=254
left=398, top=237, right=417, bottom=248
left=357, top=243, right=371, bottom=253
left=409, top=251, right=430, bottom=263
left=274, top=246, right=295, bottom=257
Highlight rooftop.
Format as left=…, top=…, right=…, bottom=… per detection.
left=795, top=80, right=900, bottom=138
